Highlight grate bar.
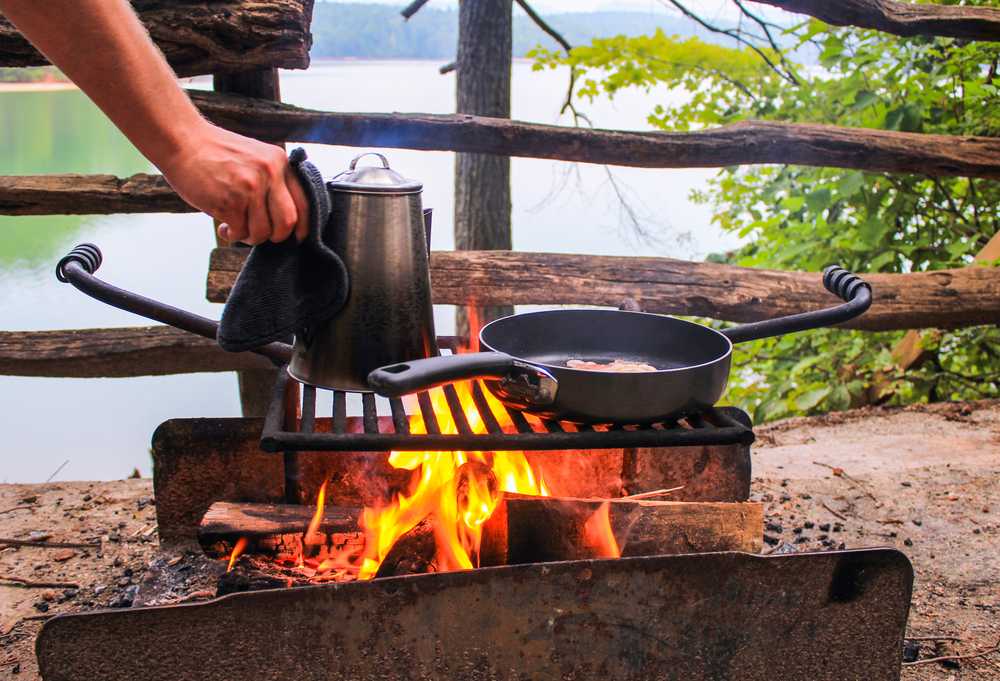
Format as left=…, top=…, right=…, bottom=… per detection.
left=470, top=382, right=504, bottom=435
left=540, top=418, right=565, bottom=433
left=332, top=391, right=347, bottom=434
left=503, top=405, right=535, bottom=434
left=416, top=391, right=441, bottom=435
left=261, top=426, right=753, bottom=453
left=300, top=385, right=316, bottom=434
left=389, top=398, right=411, bottom=435
left=362, top=393, right=379, bottom=434
left=442, top=384, right=474, bottom=435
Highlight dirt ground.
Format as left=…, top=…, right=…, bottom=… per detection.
left=2, top=400, right=1000, bottom=679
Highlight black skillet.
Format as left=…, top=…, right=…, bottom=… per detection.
left=368, top=266, right=872, bottom=424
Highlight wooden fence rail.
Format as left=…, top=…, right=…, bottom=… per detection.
left=0, top=327, right=273, bottom=378
left=0, top=174, right=194, bottom=216
left=209, top=249, right=1000, bottom=333
left=752, top=0, right=1000, bottom=43
left=0, top=0, right=313, bottom=77
left=193, top=92, right=1000, bottom=180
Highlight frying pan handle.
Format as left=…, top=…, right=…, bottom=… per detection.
left=721, top=266, right=872, bottom=345
left=368, top=352, right=518, bottom=397
left=55, top=244, right=293, bottom=366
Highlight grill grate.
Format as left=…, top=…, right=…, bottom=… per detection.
left=260, top=357, right=754, bottom=454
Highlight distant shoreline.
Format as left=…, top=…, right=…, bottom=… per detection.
left=0, top=81, right=78, bottom=93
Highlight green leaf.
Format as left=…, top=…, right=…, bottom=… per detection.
left=793, top=386, right=832, bottom=410
left=837, top=172, right=865, bottom=198
left=851, top=90, right=878, bottom=112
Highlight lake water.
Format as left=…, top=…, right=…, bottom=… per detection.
left=0, top=60, right=738, bottom=483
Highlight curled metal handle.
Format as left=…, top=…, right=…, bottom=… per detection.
left=55, top=243, right=102, bottom=282
left=55, top=243, right=293, bottom=367
left=721, top=265, right=873, bottom=345
left=348, top=152, right=390, bottom=171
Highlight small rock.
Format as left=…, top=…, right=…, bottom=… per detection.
left=794, top=535, right=809, bottom=544
left=799, top=493, right=812, bottom=500
left=108, top=533, right=121, bottom=543
left=804, top=521, right=815, bottom=529
left=763, top=534, right=780, bottom=546
left=819, top=523, right=831, bottom=532
left=912, top=519, right=923, bottom=526
left=973, top=528, right=981, bottom=535
left=902, top=641, right=921, bottom=663
left=33, top=602, right=49, bottom=613
left=837, top=542, right=846, bottom=550
left=82, top=494, right=92, bottom=502
left=817, top=534, right=829, bottom=541
left=137, top=497, right=152, bottom=509
left=123, top=568, right=133, bottom=577
left=117, top=521, right=127, bottom=529
left=33, top=564, right=50, bottom=571
left=114, top=557, right=123, bottom=567
left=779, top=493, right=792, bottom=502
left=53, top=549, right=77, bottom=562
left=983, top=505, right=990, bottom=514
left=904, top=538, right=913, bottom=546
left=94, top=585, right=106, bottom=595
left=62, top=589, right=78, bottom=599
left=21, top=495, right=37, bottom=504
left=118, top=578, right=132, bottom=588
left=900, top=481, right=912, bottom=487
left=793, top=527, right=803, bottom=535
left=765, top=522, right=783, bottom=533
left=41, top=589, right=56, bottom=601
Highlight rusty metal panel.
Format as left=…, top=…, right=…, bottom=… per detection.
left=37, top=549, right=911, bottom=681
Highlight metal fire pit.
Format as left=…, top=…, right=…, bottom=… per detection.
left=37, top=549, right=912, bottom=681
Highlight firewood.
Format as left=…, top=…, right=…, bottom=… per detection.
left=481, top=493, right=763, bottom=565
left=198, top=502, right=364, bottom=563
left=372, top=517, right=439, bottom=579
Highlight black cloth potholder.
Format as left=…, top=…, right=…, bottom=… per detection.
left=217, top=148, right=349, bottom=353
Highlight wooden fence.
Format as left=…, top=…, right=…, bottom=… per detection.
left=1, top=0, right=998, bottom=381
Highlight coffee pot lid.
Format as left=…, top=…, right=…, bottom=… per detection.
left=328, top=153, right=423, bottom=194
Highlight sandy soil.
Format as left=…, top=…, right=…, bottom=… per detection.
left=2, top=401, right=999, bottom=679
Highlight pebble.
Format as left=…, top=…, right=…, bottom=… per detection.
left=904, top=538, right=913, bottom=546
left=763, top=534, right=780, bottom=546
left=913, top=519, right=923, bottom=526
left=765, top=522, right=783, bottom=533
left=41, top=589, right=56, bottom=601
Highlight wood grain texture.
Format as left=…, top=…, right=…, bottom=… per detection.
left=0, top=174, right=194, bottom=216
left=0, top=326, right=275, bottom=378
left=207, top=248, right=1000, bottom=332
left=752, top=0, right=1000, bottom=42
left=192, top=90, right=1000, bottom=180
left=0, top=0, right=313, bottom=77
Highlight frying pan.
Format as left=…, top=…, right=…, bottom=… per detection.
left=368, top=266, right=872, bottom=424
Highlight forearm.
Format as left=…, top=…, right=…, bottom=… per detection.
left=0, top=0, right=208, bottom=172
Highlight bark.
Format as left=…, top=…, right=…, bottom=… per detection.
left=0, top=326, right=274, bottom=378
left=0, top=173, right=194, bottom=216
left=0, top=0, right=313, bottom=77
left=207, top=247, right=1000, bottom=332
left=455, top=0, right=514, bottom=335
left=753, top=0, right=1000, bottom=42
left=191, top=90, right=1000, bottom=181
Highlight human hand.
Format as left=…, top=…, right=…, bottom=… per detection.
left=158, top=122, right=309, bottom=245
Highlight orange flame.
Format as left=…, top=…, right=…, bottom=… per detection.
left=584, top=501, right=620, bottom=558
left=304, top=310, right=553, bottom=580
left=305, top=481, right=327, bottom=543
left=227, top=536, right=248, bottom=572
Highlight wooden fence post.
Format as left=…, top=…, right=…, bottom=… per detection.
left=212, top=69, right=289, bottom=418
left=454, top=0, right=514, bottom=335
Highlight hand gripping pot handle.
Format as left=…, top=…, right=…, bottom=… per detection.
left=721, top=265, right=872, bottom=345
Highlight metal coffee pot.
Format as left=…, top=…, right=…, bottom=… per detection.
left=288, top=153, right=438, bottom=391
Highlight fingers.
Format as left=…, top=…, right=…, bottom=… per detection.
left=285, top=164, right=310, bottom=244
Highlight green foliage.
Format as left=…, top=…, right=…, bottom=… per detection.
left=534, top=7, right=1000, bottom=421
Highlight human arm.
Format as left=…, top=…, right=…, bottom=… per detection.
left=0, top=0, right=307, bottom=244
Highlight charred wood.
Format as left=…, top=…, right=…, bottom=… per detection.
left=199, top=501, right=363, bottom=562
left=0, top=0, right=313, bottom=77
left=752, top=0, right=1000, bottom=43
left=207, top=248, right=1000, bottom=332
left=0, top=326, right=274, bottom=378
left=192, top=90, right=1000, bottom=180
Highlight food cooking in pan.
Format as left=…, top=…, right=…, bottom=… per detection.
left=566, top=359, right=658, bottom=373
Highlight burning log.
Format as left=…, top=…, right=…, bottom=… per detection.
left=482, top=493, right=763, bottom=565
left=372, top=517, right=438, bottom=578
left=198, top=501, right=363, bottom=563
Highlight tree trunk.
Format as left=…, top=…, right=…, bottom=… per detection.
left=454, top=0, right=513, bottom=335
